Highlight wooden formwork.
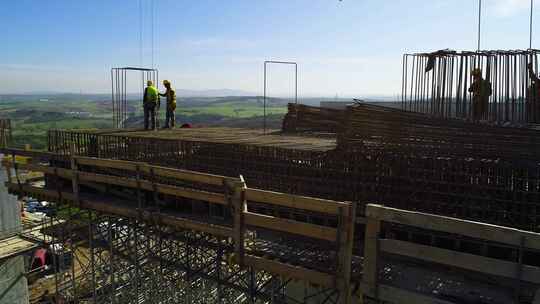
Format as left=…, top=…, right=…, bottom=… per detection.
left=2, top=148, right=358, bottom=303
left=361, top=204, right=540, bottom=303
left=4, top=148, right=540, bottom=303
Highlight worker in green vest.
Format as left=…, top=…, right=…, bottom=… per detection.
left=468, top=68, right=492, bottom=122
left=143, top=80, right=159, bottom=130
left=159, top=79, right=177, bottom=128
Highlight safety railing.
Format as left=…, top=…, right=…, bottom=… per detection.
left=1, top=147, right=357, bottom=303
left=361, top=204, right=540, bottom=304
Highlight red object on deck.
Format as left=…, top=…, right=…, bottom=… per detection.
left=33, top=248, right=47, bottom=268
left=181, top=123, right=192, bottom=128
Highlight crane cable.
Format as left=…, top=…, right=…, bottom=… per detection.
left=138, top=0, right=156, bottom=68
left=151, top=0, right=155, bottom=69
left=530, top=0, right=534, bottom=50
left=139, top=0, right=143, bottom=67
left=477, top=0, right=482, bottom=52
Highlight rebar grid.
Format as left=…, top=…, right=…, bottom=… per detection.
left=48, top=115, right=540, bottom=232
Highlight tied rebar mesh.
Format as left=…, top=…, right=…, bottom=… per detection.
left=402, top=49, right=540, bottom=125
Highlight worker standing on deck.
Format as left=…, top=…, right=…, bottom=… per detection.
left=527, top=63, right=540, bottom=121
left=159, top=80, right=176, bottom=128
left=468, top=68, right=492, bottom=122
left=143, top=80, right=159, bottom=130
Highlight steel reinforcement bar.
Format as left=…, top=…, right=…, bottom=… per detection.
left=402, top=49, right=540, bottom=124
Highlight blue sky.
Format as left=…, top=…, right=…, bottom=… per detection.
left=1, top=0, right=538, bottom=97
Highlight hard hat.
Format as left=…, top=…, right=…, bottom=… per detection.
left=163, top=80, right=170, bottom=85
left=147, top=80, right=154, bottom=86
left=471, top=68, right=482, bottom=76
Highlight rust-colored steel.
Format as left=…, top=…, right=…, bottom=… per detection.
left=46, top=104, right=540, bottom=232
left=402, top=49, right=540, bottom=124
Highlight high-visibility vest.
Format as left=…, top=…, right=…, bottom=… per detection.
left=145, top=86, right=158, bottom=103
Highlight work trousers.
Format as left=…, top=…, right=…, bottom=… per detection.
left=472, top=97, right=488, bottom=121
left=165, top=106, right=175, bottom=128
left=144, top=103, right=157, bottom=130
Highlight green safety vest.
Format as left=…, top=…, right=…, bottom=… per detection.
left=146, top=86, right=158, bottom=104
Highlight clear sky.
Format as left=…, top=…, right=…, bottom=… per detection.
left=1, top=0, right=538, bottom=97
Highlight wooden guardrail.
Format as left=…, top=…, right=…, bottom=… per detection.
left=361, top=204, right=540, bottom=304
left=1, top=148, right=357, bottom=303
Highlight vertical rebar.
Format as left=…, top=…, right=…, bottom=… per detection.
left=263, top=62, right=267, bottom=134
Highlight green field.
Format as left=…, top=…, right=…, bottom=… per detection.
left=0, top=94, right=288, bottom=149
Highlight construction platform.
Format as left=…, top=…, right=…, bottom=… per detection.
left=3, top=145, right=540, bottom=304
left=45, top=104, right=540, bottom=232
left=100, top=127, right=337, bottom=151
left=2, top=103, right=540, bottom=303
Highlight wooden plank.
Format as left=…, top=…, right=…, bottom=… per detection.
left=143, top=166, right=232, bottom=187
left=6, top=183, right=233, bottom=237
left=245, top=188, right=349, bottom=216
left=336, top=203, right=356, bottom=304
left=75, top=157, right=138, bottom=171
left=229, top=176, right=247, bottom=265
left=158, top=214, right=233, bottom=238
left=0, top=148, right=55, bottom=160
left=17, top=163, right=228, bottom=205
left=243, top=254, right=334, bottom=288
left=75, top=156, right=233, bottom=186
left=369, top=283, right=457, bottom=304
left=0, top=236, right=39, bottom=261
left=244, top=212, right=337, bottom=242
left=366, top=204, right=540, bottom=250
left=362, top=217, right=381, bottom=298
left=379, top=239, right=540, bottom=284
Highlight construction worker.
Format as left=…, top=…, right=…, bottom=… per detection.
left=143, top=80, right=159, bottom=130
left=468, top=68, right=492, bottom=122
left=159, top=80, right=176, bottom=128
left=527, top=63, right=540, bottom=122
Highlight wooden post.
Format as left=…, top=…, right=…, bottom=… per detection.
left=135, top=164, right=143, bottom=210
left=336, top=202, right=357, bottom=304
left=362, top=207, right=381, bottom=300
left=226, top=175, right=247, bottom=266
left=70, top=145, right=80, bottom=207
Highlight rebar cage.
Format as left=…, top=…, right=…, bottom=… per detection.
left=402, top=49, right=540, bottom=124
left=111, top=67, right=159, bottom=128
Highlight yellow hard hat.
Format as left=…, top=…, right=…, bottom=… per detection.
left=147, top=80, right=154, bottom=86
left=471, top=68, right=482, bottom=76
left=163, top=80, right=170, bottom=86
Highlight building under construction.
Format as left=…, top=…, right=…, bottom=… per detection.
left=1, top=49, right=540, bottom=304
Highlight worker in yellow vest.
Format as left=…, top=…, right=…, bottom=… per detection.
left=468, top=69, right=492, bottom=122
left=143, top=80, right=159, bottom=130
left=159, top=80, right=177, bottom=128
left=528, top=63, right=540, bottom=122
